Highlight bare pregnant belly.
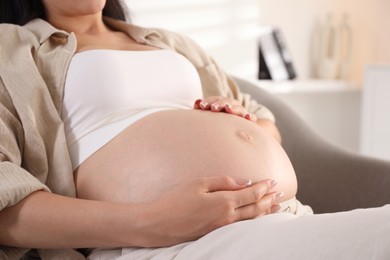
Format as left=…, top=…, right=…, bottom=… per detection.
left=75, top=110, right=297, bottom=203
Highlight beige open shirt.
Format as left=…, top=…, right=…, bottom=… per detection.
left=0, top=18, right=275, bottom=259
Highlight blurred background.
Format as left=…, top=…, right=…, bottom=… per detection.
left=124, top=0, right=390, bottom=160
left=125, top=0, right=390, bottom=82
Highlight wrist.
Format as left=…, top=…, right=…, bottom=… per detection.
left=113, top=202, right=159, bottom=247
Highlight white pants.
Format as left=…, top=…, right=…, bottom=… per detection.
left=88, top=205, right=390, bottom=260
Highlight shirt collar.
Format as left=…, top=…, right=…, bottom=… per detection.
left=23, top=17, right=163, bottom=46
left=24, top=18, right=70, bottom=44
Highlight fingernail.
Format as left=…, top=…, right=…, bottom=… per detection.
left=245, top=113, right=252, bottom=120
left=269, top=179, right=278, bottom=188
left=245, top=113, right=256, bottom=121
left=236, top=178, right=252, bottom=186
left=194, top=99, right=202, bottom=107
left=274, top=192, right=284, bottom=201
left=200, top=101, right=208, bottom=109
left=211, top=103, right=220, bottom=110
left=225, top=104, right=232, bottom=111
left=270, top=204, right=281, bottom=213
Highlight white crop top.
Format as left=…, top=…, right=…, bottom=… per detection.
left=61, top=49, right=203, bottom=170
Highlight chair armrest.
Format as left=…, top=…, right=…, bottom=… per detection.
left=234, top=76, right=390, bottom=213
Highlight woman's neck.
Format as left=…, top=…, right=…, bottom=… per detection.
left=47, top=14, right=109, bottom=35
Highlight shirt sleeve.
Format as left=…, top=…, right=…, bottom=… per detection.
left=0, top=162, right=50, bottom=210
left=0, top=85, right=50, bottom=211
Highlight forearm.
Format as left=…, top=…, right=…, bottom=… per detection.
left=0, top=177, right=282, bottom=249
left=0, top=191, right=147, bottom=249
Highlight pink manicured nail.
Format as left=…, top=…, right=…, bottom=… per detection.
left=211, top=103, right=220, bottom=110
left=245, top=113, right=256, bottom=121
left=275, top=192, right=284, bottom=200
left=270, top=204, right=282, bottom=213
left=269, top=179, right=278, bottom=188
left=200, top=101, right=208, bottom=109
left=245, top=113, right=252, bottom=120
left=236, top=178, right=252, bottom=186
left=194, top=99, right=202, bottom=107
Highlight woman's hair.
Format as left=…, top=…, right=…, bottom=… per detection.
left=0, top=0, right=129, bottom=25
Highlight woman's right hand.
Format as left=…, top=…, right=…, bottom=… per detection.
left=136, top=176, right=283, bottom=247
left=0, top=177, right=282, bottom=250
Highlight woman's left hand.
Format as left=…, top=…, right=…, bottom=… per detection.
left=194, top=96, right=282, bottom=143
left=194, top=96, right=257, bottom=123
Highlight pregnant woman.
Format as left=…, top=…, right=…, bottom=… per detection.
left=0, top=0, right=310, bottom=259
left=67, top=49, right=298, bottom=204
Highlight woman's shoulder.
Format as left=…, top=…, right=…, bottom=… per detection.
left=145, top=26, right=212, bottom=66
left=147, top=26, right=201, bottom=49
left=1, top=19, right=68, bottom=46
left=0, top=25, right=35, bottom=62
left=0, top=22, right=25, bottom=37
left=0, top=21, right=41, bottom=48
left=105, top=18, right=203, bottom=52
left=104, top=17, right=194, bottom=48
left=104, top=18, right=212, bottom=67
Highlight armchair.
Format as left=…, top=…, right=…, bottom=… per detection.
left=234, top=76, right=390, bottom=214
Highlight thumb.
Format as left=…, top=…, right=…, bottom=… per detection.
left=200, top=176, right=252, bottom=192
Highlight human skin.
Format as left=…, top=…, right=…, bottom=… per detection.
left=75, top=109, right=297, bottom=204
left=45, top=0, right=295, bottom=206
left=0, top=0, right=284, bottom=249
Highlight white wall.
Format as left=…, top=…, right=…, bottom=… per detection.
left=256, top=0, right=390, bottom=83
left=125, top=0, right=262, bottom=79
left=125, top=0, right=390, bottom=83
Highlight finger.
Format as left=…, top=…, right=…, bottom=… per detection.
left=210, top=102, right=224, bottom=112
left=225, top=105, right=257, bottom=122
left=227, top=179, right=277, bottom=208
left=209, top=98, right=240, bottom=112
left=234, top=191, right=284, bottom=221
left=193, top=99, right=202, bottom=109
left=270, top=204, right=282, bottom=213
left=198, top=96, right=224, bottom=110
left=197, top=176, right=252, bottom=193
left=224, top=104, right=244, bottom=115
left=224, top=104, right=247, bottom=117
left=244, top=113, right=258, bottom=122
left=194, top=99, right=214, bottom=110
left=194, top=98, right=257, bottom=123
left=197, top=97, right=239, bottom=111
